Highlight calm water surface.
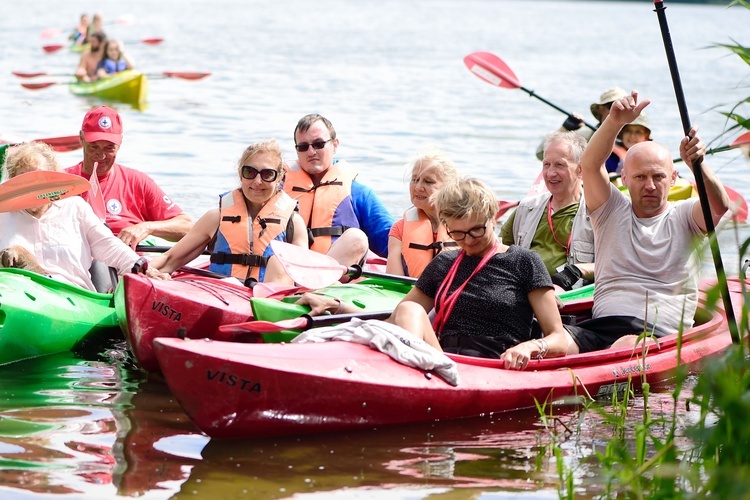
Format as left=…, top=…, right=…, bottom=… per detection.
left=1, top=0, right=749, bottom=497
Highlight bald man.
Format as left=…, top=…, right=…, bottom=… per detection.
left=563, top=90, right=730, bottom=353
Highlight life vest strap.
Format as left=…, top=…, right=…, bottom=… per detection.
left=292, top=180, right=344, bottom=193
left=210, top=252, right=269, bottom=267
left=310, top=226, right=350, bottom=237
left=409, top=241, right=458, bottom=252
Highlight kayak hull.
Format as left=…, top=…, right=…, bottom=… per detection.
left=69, top=70, right=148, bottom=106
left=0, top=268, right=117, bottom=366
left=153, top=279, right=738, bottom=439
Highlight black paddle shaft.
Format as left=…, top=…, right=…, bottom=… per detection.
left=519, top=85, right=599, bottom=131
left=654, top=0, right=739, bottom=343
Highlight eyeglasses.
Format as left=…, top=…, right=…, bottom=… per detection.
left=241, top=165, right=279, bottom=182
left=445, top=223, right=487, bottom=241
left=294, top=138, right=333, bottom=153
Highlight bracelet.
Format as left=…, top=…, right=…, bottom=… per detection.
left=533, top=339, right=549, bottom=360
left=333, top=298, right=345, bottom=315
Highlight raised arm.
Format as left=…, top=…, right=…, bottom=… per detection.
left=580, top=91, right=650, bottom=213
left=679, top=126, right=730, bottom=231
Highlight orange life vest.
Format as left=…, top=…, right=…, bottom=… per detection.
left=400, top=207, right=457, bottom=277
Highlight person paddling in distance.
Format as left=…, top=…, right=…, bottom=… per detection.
left=386, top=148, right=459, bottom=277
left=559, top=90, right=730, bottom=352
left=283, top=114, right=394, bottom=268
left=149, top=139, right=308, bottom=285
left=302, top=178, right=576, bottom=370
left=502, top=131, right=594, bottom=291
left=69, top=13, right=90, bottom=45
left=75, top=31, right=107, bottom=82
left=66, top=106, right=192, bottom=249
left=96, top=40, right=135, bottom=80
left=0, top=143, right=169, bottom=291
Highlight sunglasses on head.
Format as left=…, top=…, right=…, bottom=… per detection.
left=294, top=138, right=333, bottom=153
left=241, top=165, right=279, bottom=182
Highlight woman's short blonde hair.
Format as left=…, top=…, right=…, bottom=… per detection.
left=2, top=142, right=59, bottom=181
left=435, top=177, right=497, bottom=223
left=237, top=138, right=285, bottom=177
left=407, top=147, right=458, bottom=183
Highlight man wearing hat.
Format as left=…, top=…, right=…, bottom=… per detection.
left=535, top=87, right=628, bottom=161
left=66, top=106, right=192, bottom=249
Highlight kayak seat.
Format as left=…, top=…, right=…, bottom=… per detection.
left=89, top=259, right=118, bottom=293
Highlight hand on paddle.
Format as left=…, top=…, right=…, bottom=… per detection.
left=562, top=113, right=585, bottom=132
left=118, top=222, right=156, bottom=250
left=679, top=126, right=706, bottom=166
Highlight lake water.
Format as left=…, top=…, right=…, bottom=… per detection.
left=1, top=0, right=749, bottom=497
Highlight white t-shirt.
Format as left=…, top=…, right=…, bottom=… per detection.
left=0, top=197, right=139, bottom=291
left=590, top=184, right=703, bottom=332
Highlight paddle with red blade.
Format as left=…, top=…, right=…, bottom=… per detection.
left=20, top=72, right=211, bottom=90
left=270, top=240, right=416, bottom=289
left=464, top=51, right=599, bottom=131
left=673, top=130, right=750, bottom=163
left=653, top=0, right=738, bottom=343
left=42, top=37, right=164, bottom=53
left=217, top=310, right=393, bottom=337
left=0, top=171, right=90, bottom=213
left=1, top=135, right=81, bottom=152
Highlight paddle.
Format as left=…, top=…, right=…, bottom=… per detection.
left=20, top=72, right=211, bottom=89
left=217, top=310, right=393, bottom=337
left=653, top=0, right=739, bottom=344
left=270, top=240, right=417, bottom=289
left=1, top=135, right=81, bottom=153
left=0, top=171, right=90, bottom=213
left=464, top=51, right=599, bottom=131
left=134, top=245, right=211, bottom=255
left=42, top=37, right=165, bottom=53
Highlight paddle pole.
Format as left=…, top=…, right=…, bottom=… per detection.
left=653, top=0, right=739, bottom=343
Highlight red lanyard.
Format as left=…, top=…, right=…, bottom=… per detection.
left=547, top=198, right=572, bottom=255
left=432, top=241, right=499, bottom=335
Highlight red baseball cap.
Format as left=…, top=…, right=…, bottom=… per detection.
left=81, top=106, right=123, bottom=145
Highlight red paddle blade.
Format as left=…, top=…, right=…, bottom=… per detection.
left=42, top=44, right=64, bottom=53
left=161, top=71, right=211, bottom=80
left=141, top=37, right=164, bottom=45
left=34, top=135, right=82, bottom=152
left=0, top=171, right=90, bottom=213
left=496, top=200, right=519, bottom=219
left=463, top=51, right=521, bottom=89
left=21, top=81, right=59, bottom=90
left=270, top=240, right=345, bottom=289
left=730, top=130, right=750, bottom=148
left=12, top=71, right=49, bottom=78
left=218, top=317, right=308, bottom=335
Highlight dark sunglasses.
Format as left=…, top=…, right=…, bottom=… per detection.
left=446, top=224, right=487, bottom=241
left=294, top=138, right=333, bottom=153
left=241, top=165, right=279, bottom=182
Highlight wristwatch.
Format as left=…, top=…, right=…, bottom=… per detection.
left=131, top=257, right=149, bottom=274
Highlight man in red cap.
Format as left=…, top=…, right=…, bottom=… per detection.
left=66, top=106, right=192, bottom=248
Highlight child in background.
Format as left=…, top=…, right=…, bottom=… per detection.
left=96, top=40, right=135, bottom=79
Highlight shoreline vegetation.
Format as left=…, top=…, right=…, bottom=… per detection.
left=547, top=3, right=750, bottom=494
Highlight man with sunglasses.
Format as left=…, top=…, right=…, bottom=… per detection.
left=284, top=114, right=394, bottom=265
left=66, top=106, right=192, bottom=249
left=501, top=131, right=595, bottom=291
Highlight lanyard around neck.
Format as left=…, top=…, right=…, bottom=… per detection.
left=546, top=198, right=572, bottom=255
left=432, top=241, right=499, bottom=335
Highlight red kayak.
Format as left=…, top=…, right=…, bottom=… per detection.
left=115, top=273, right=259, bottom=372
left=152, top=278, right=739, bottom=439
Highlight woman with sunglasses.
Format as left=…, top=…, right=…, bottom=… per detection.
left=149, top=139, right=307, bottom=285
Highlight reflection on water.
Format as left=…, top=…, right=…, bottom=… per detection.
left=0, top=338, right=695, bottom=498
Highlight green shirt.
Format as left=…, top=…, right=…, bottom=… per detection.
left=500, top=203, right=579, bottom=275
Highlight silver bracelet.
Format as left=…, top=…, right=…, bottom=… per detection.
left=534, top=338, right=549, bottom=360
left=333, top=298, right=345, bottom=315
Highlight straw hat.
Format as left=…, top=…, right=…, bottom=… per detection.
left=627, top=113, right=651, bottom=134
left=590, top=87, right=628, bottom=121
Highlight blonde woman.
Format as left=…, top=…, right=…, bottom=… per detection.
left=149, top=139, right=308, bottom=285
left=386, top=148, right=459, bottom=277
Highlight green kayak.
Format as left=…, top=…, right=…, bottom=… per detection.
left=0, top=268, right=118, bottom=366
left=69, top=70, right=148, bottom=106
left=249, top=278, right=594, bottom=342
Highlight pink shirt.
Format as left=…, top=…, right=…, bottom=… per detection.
left=65, top=162, right=184, bottom=236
